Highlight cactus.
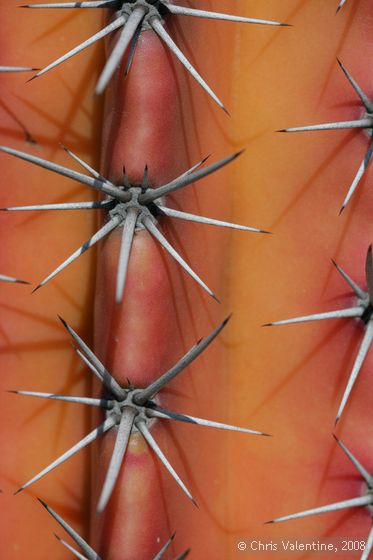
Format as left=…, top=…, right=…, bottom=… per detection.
left=0, top=1, right=372, bottom=559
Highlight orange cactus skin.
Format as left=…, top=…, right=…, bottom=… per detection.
left=225, top=2, right=373, bottom=559
left=0, top=4, right=102, bottom=559
left=95, top=2, right=373, bottom=558
left=1, top=1, right=373, bottom=560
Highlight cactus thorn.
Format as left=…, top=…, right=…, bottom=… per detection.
left=266, top=246, right=373, bottom=423
left=280, top=60, right=373, bottom=211
left=20, top=1, right=288, bottom=109
left=13, top=316, right=267, bottom=511
left=267, top=437, right=373, bottom=560
left=0, top=145, right=267, bottom=303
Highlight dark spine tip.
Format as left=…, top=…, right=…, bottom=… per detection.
left=57, top=315, right=68, bottom=329
left=261, top=229, right=273, bottom=235
left=212, top=293, right=221, bottom=304
left=31, top=284, right=41, bottom=294
left=53, top=533, right=62, bottom=542
left=16, top=279, right=31, bottom=285
left=223, top=314, right=233, bottom=327
left=262, top=432, right=272, bottom=437
left=264, top=520, right=275, bottom=525
left=26, top=75, right=38, bottom=84
left=222, top=105, right=231, bottom=117
left=234, top=149, right=245, bottom=159
left=262, top=323, right=272, bottom=327
left=6, top=390, right=18, bottom=394
left=26, top=134, right=38, bottom=146
left=14, top=487, right=23, bottom=496
left=37, top=497, right=48, bottom=509
left=338, top=205, right=345, bottom=216
left=276, top=129, right=287, bottom=133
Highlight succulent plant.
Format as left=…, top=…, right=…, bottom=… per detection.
left=0, top=2, right=372, bottom=560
